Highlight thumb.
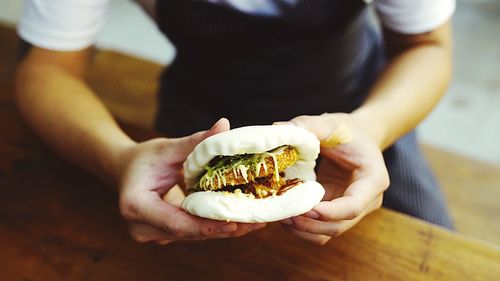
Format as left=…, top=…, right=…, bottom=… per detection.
left=171, top=118, right=231, bottom=159
left=197, top=117, right=231, bottom=141
left=287, top=115, right=353, bottom=148
left=276, top=116, right=331, bottom=140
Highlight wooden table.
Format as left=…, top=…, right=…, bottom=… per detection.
left=1, top=24, right=500, bottom=280
left=1, top=82, right=500, bottom=281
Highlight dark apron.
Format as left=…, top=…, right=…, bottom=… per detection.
left=153, top=0, right=453, bottom=229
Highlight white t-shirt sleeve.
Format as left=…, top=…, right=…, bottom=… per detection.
left=17, top=0, right=112, bottom=51
left=375, top=0, right=456, bottom=34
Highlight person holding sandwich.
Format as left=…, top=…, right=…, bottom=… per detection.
left=14, top=0, right=455, bottom=245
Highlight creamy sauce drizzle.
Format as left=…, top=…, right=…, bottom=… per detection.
left=199, top=146, right=288, bottom=190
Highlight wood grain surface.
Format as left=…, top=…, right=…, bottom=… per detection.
left=422, top=145, right=500, bottom=245
left=1, top=94, right=499, bottom=280
left=86, top=45, right=500, bottom=245
left=1, top=24, right=499, bottom=281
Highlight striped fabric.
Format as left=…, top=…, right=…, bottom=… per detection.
left=154, top=0, right=454, bottom=229
left=383, top=131, right=454, bottom=229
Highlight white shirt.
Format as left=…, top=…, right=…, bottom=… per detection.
left=18, top=0, right=456, bottom=51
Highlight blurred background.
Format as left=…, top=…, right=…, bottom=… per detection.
left=2, top=0, right=499, bottom=165
left=0, top=0, right=499, bottom=244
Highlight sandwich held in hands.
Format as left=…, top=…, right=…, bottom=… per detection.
left=181, top=125, right=325, bottom=223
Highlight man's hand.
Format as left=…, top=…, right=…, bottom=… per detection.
left=116, top=118, right=266, bottom=244
left=277, top=113, right=389, bottom=245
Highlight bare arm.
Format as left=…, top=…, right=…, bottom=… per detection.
left=353, top=21, right=452, bottom=149
left=279, top=21, right=453, bottom=244
left=15, top=45, right=260, bottom=243
left=14, top=46, right=135, bottom=182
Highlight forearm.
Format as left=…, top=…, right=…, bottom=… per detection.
left=353, top=23, right=452, bottom=150
left=15, top=62, right=135, bottom=182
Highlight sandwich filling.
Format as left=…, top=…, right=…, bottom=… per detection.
left=191, top=145, right=303, bottom=198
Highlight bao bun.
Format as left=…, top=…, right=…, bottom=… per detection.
left=181, top=125, right=325, bottom=223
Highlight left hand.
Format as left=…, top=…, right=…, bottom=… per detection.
left=116, top=119, right=265, bottom=245
left=276, top=113, right=390, bottom=245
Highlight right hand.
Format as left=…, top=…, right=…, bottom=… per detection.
left=115, top=118, right=266, bottom=244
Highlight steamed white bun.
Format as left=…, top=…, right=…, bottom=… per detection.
left=181, top=181, right=325, bottom=222
left=183, top=125, right=320, bottom=190
left=181, top=125, right=324, bottom=222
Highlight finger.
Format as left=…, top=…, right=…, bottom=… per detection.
left=288, top=215, right=358, bottom=238
left=313, top=177, right=383, bottom=221
left=320, top=124, right=353, bottom=148
left=162, top=184, right=185, bottom=207
left=273, top=116, right=329, bottom=139
left=134, top=191, right=240, bottom=240
left=303, top=210, right=320, bottom=219
left=275, top=116, right=352, bottom=148
left=197, top=117, right=230, bottom=140
left=282, top=224, right=331, bottom=245
left=169, top=118, right=231, bottom=162
left=287, top=115, right=333, bottom=140
left=156, top=239, right=172, bottom=245
left=289, top=195, right=383, bottom=237
left=128, top=222, right=172, bottom=243
left=229, top=223, right=267, bottom=238
left=129, top=215, right=267, bottom=243
left=272, top=121, right=293, bottom=126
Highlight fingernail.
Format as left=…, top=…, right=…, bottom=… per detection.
left=251, top=223, right=266, bottom=230
left=280, top=219, right=293, bottom=225
left=218, top=223, right=237, bottom=233
left=210, top=119, right=222, bottom=130
left=304, top=211, right=320, bottom=219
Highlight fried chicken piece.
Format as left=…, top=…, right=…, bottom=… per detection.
left=199, top=146, right=299, bottom=190
left=219, top=173, right=304, bottom=198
